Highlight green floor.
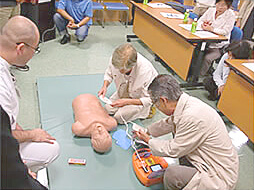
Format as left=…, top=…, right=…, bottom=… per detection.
left=12, top=24, right=253, bottom=190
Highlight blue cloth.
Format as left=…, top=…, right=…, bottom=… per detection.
left=58, top=0, right=93, bottom=26
left=112, top=129, right=131, bottom=150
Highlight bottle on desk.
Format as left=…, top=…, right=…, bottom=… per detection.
left=183, top=9, right=189, bottom=24
left=143, top=0, right=148, bottom=5
left=191, top=18, right=197, bottom=33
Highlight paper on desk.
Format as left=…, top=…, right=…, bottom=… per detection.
left=193, top=31, right=218, bottom=38
left=147, top=3, right=172, bottom=8
left=179, top=24, right=202, bottom=31
left=160, top=12, right=184, bottom=19
left=242, top=63, right=254, bottom=72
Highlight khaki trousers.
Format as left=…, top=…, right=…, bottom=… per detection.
left=0, top=4, right=20, bottom=28
left=105, top=104, right=147, bottom=124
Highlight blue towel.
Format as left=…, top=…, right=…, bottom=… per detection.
left=112, top=129, right=131, bottom=150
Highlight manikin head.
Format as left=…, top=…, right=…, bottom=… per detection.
left=91, top=124, right=112, bottom=153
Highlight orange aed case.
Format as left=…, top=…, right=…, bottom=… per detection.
left=132, top=148, right=168, bottom=187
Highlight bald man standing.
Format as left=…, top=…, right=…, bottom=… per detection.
left=0, top=16, right=60, bottom=173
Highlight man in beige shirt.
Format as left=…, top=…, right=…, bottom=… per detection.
left=135, top=74, right=239, bottom=190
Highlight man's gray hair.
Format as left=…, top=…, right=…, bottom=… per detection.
left=148, top=74, right=183, bottom=104
left=112, top=43, right=137, bottom=69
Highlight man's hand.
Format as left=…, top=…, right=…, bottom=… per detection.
left=28, top=169, right=37, bottom=179
left=133, top=130, right=150, bottom=144
left=218, top=85, right=225, bottom=96
left=67, top=21, right=79, bottom=29
left=98, top=86, right=107, bottom=98
left=111, top=99, right=130, bottom=107
left=30, top=128, right=56, bottom=144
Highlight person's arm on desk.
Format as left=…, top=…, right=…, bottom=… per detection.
left=12, top=123, right=56, bottom=144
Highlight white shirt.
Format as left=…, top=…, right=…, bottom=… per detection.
left=104, top=52, right=158, bottom=108
left=213, top=53, right=230, bottom=87
left=0, top=56, right=19, bottom=130
left=197, top=8, right=235, bottom=48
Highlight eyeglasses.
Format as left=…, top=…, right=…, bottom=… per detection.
left=16, top=42, right=41, bottom=54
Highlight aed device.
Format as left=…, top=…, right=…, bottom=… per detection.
left=132, top=148, right=168, bottom=187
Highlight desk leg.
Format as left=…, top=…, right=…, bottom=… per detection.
left=180, top=42, right=207, bottom=88
left=190, top=42, right=207, bottom=82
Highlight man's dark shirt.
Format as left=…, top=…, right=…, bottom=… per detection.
left=0, top=106, right=47, bottom=190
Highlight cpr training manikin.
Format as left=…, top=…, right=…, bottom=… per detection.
left=72, top=94, right=117, bottom=153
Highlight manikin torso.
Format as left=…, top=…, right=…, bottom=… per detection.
left=72, top=94, right=117, bottom=153
left=72, top=94, right=117, bottom=137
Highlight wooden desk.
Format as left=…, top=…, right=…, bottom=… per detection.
left=217, top=59, right=254, bottom=143
left=131, top=2, right=227, bottom=81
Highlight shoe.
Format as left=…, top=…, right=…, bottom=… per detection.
left=128, top=20, right=133, bottom=25
left=60, top=35, right=70, bottom=44
left=77, top=38, right=84, bottom=43
left=147, top=106, right=156, bottom=119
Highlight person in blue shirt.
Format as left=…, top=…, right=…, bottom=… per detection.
left=53, top=0, right=93, bottom=44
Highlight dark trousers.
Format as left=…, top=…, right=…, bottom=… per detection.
left=203, top=76, right=219, bottom=101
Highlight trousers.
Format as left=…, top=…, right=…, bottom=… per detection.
left=163, top=157, right=198, bottom=190
left=53, top=13, right=89, bottom=41
left=19, top=140, right=60, bottom=172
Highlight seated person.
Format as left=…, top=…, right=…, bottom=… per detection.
left=203, top=40, right=252, bottom=100
left=72, top=94, right=117, bottom=153
left=197, top=0, right=235, bottom=76
left=98, top=43, right=158, bottom=124
left=1, top=106, right=47, bottom=190
left=53, top=0, right=93, bottom=44
left=134, top=74, right=239, bottom=190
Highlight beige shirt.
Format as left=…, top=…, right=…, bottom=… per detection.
left=197, top=7, right=235, bottom=48
left=238, top=0, right=254, bottom=29
left=104, top=52, right=158, bottom=117
left=148, top=93, right=239, bottom=190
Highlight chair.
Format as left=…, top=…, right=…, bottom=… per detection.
left=230, top=26, right=243, bottom=42
left=103, top=1, right=129, bottom=27
left=92, top=1, right=105, bottom=28
left=210, top=26, right=243, bottom=73
left=166, top=0, right=194, bottom=14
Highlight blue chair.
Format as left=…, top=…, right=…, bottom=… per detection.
left=230, top=26, right=243, bottom=42
left=103, top=1, right=129, bottom=27
left=92, top=1, right=105, bottom=28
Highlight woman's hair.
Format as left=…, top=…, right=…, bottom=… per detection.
left=112, top=43, right=137, bottom=69
left=216, top=0, right=233, bottom=8
left=225, top=40, right=252, bottom=59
